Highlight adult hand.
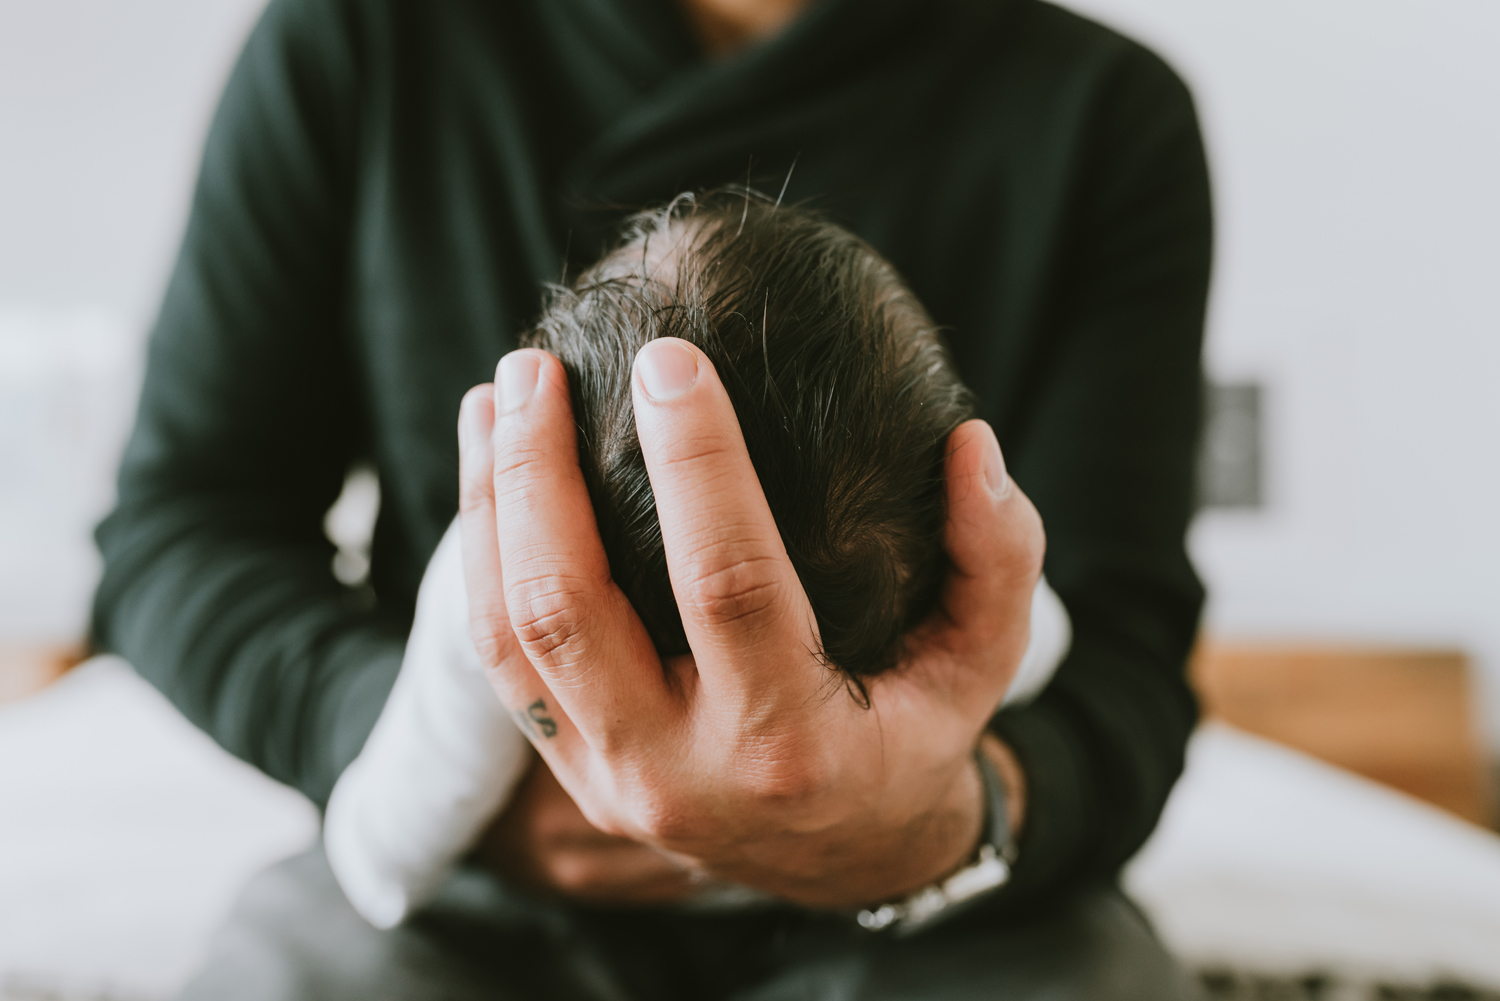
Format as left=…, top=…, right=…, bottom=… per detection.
left=479, top=755, right=703, bottom=905
left=457, top=340, right=1043, bottom=909
left=479, top=742, right=1024, bottom=907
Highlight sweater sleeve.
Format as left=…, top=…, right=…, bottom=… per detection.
left=91, top=0, right=401, bottom=807
left=987, top=42, right=1212, bottom=904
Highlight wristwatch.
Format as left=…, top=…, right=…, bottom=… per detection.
left=855, top=744, right=1018, bottom=934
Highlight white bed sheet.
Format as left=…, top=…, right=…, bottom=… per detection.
left=1125, top=721, right=1500, bottom=987
left=0, top=658, right=318, bottom=999
left=3, top=660, right=1500, bottom=998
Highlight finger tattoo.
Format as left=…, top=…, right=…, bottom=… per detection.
left=513, top=697, right=558, bottom=739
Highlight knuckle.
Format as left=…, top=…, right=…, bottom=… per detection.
left=493, top=439, right=555, bottom=488
left=728, top=736, right=832, bottom=806
left=681, top=554, right=785, bottom=629
left=505, top=569, right=592, bottom=666
left=739, top=760, right=826, bottom=805
left=654, top=432, right=736, bottom=472
left=513, top=606, right=582, bottom=665
left=457, top=480, right=491, bottom=515
left=489, top=446, right=559, bottom=518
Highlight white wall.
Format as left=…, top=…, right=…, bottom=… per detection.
left=3, top=0, right=1499, bottom=743
left=0, top=0, right=265, bottom=640
left=1058, top=0, right=1500, bottom=742
left=0, top=0, right=265, bottom=319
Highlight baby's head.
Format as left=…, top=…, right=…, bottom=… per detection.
left=523, top=192, right=973, bottom=683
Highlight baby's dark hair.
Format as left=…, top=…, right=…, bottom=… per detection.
left=523, top=191, right=974, bottom=682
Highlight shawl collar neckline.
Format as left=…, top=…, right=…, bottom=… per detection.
left=538, top=0, right=931, bottom=199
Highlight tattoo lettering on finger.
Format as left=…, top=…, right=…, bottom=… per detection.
left=513, top=697, right=558, bottom=739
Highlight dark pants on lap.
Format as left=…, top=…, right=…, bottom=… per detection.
left=178, top=846, right=1197, bottom=1001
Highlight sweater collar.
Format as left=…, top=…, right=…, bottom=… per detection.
left=537, top=0, right=929, bottom=186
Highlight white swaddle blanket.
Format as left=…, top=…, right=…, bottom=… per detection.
left=325, top=516, right=1072, bottom=929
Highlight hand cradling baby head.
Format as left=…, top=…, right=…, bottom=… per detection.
left=524, top=191, right=974, bottom=686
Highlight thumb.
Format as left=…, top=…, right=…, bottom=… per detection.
left=938, top=420, right=1046, bottom=661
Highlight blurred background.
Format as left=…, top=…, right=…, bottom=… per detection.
left=1, top=1, right=1497, bottom=999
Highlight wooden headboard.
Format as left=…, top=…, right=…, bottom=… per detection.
left=1192, top=641, right=1493, bottom=827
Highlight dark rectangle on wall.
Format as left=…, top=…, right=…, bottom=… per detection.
left=1199, top=381, right=1263, bottom=509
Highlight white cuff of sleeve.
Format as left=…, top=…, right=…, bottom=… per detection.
left=325, top=520, right=531, bottom=929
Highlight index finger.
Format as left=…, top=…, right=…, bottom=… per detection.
left=456, top=385, right=586, bottom=775
left=489, top=350, right=669, bottom=748
left=630, top=338, right=821, bottom=703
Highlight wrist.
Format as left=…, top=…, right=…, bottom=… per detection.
left=979, top=731, right=1026, bottom=838
left=899, top=748, right=992, bottom=897
left=854, top=738, right=1023, bottom=931
left=899, top=734, right=1026, bottom=900
left=840, top=739, right=996, bottom=907
left=729, top=752, right=981, bottom=909
left=698, top=738, right=1027, bottom=911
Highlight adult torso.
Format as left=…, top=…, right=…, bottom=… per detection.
left=340, top=0, right=1129, bottom=613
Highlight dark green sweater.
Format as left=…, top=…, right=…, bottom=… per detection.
left=94, top=0, right=1210, bottom=907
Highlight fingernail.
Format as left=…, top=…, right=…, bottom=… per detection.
left=497, top=352, right=540, bottom=414
left=982, top=428, right=1010, bottom=500
left=636, top=339, right=699, bottom=402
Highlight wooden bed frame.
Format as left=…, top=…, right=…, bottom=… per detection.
left=1192, top=641, right=1493, bottom=827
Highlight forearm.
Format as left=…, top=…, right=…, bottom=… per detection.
left=93, top=497, right=404, bottom=804
left=86, top=0, right=390, bottom=804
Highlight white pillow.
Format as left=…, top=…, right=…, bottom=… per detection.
left=1126, top=721, right=1500, bottom=989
